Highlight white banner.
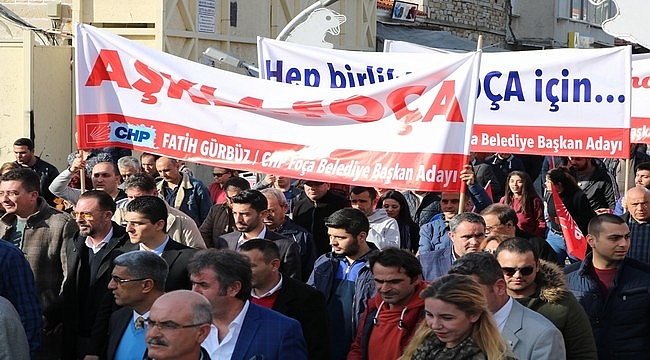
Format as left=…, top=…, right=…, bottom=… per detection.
left=632, top=53, right=650, bottom=142
left=75, top=24, right=480, bottom=191
left=258, top=37, right=631, bottom=157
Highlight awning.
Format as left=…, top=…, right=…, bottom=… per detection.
left=376, top=22, right=508, bottom=52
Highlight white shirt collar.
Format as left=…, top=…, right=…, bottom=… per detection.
left=237, top=226, right=267, bottom=248
left=202, top=300, right=250, bottom=360
left=85, top=227, right=114, bottom=254
left=494, top=296, right=514, bottom=331
left=251, top=274, right=283, bottom=299
left=139, top=236, right=170, bottom=256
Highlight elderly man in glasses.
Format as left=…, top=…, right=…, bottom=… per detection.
left=106, top=251, right=168, bottom=360
left=144, top=290, right=213, bottom=360
left=495, top=237, right=597, bottom=360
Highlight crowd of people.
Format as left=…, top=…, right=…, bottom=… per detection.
left=1, top=138, right=650, bottom=360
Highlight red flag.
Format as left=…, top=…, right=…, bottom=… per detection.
left=484, top=180, right=493, bottom=202
left=550, top=183, right=587, bottom=260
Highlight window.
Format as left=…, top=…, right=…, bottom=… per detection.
left=560, top=0, right=616, bottom=26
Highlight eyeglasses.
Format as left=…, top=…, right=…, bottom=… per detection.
left=484, top=224, right=503, bottom=232
left=144, top=319, right=209, bottom=331
left=110, top=275, right=148, bottom=285
left=501, top=266, right=535, bottom=277
left=213, top=172, right=229, bottom=177
left=483, top=249, right=496, bottom=254
left=71, top=211, right=94, bottom=220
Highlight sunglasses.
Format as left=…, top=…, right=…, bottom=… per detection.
left=501, top=266, right=535, bottom=276
left=213, top=172, right=229, bottom=177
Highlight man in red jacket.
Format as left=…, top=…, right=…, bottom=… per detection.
left=348, top=248, right=427, bottom=360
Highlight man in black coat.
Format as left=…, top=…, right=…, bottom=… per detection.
left=121, top=195, right=197, bottom=291
left=56, top=190, right=128, bottom=359
left=292, top=181, right=347, bottom=255
left=239, top=239, right=329, bottom=360
left=219, top=189, right=301, bottom=280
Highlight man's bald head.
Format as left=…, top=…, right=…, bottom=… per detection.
left=626, top=186, right=650, bottom=222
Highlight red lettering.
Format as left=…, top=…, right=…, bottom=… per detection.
left=85, top=49, right=131, bottom=88
left=632, top=76, right=650, bottom=89
left=422, top=81, right=464, bottom=123
left=330, top=95, right=383, bottom=122
left=293, top=100, right=326, bottom=118
left=386, top=85, right=425, bottom=121
left=161, top=73, right=210, bottom=105
left=132, top=61, right=164, bottom=104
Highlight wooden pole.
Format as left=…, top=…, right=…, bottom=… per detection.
left=458, top=35, right=483, bottom=215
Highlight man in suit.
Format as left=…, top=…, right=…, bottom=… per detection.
left=122, top=195, right=197, bottom=291
left=200, top=176, right=250, bottom=247
left=449, top=252, right=566, bottom=359
left=58, top=190, right=129, bottom=359
left=144, top=290, right=213, bottom=359
left=188, top=249, right=308, bottom=360
left=218, top=189, right=301, bottom=280
left=113, top=172, right=206, bottom=249
left=239, top=239, right=329, bottom=360
left=106, top=251, right=168, bottom=360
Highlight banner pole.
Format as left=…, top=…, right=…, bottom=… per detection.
left=459, top=35, right=484, bottom=215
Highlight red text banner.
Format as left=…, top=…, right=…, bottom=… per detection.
left=75, top=24, right=480, bottom=191
left=259, top=37, right=632, bottom=157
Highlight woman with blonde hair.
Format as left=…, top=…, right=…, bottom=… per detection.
left=400, top=274, right=513, bottom=360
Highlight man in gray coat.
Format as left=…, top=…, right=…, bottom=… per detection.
left=449, top=252, right=566, bottom=359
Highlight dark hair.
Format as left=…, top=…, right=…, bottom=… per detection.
left=140, top=152, right=160, bottom=162
left=1, top=168, right=40, bottom=193
left=13, top=138, right=34, bottom=150
left=480, top=203, right=518, bottom=226
left=588, top=213, right=626, bottom=238
left=238, top=239, right=281, bottom=263
left=187, top=249, right=252, bottom=302
left=377, top=190, right=417, bottom=227
left=79, top=189, right=117, bottom=213
left=502, top=171, right=540, bottom=215
left=123, top=172, right=157, bottom=193
left=114, top=251, right=169, bottom=291
left=449, top=212, right=485, bottom=233
left=350, top=186, right=377, bottom=201
left=92, top=161, right=120, bottom=176
left=231, top=189, right=267, bottom=213
left=368, top=247, right=422, bottom=279
left=449, top=251, right=504, bottom=286
left=325, top=208, right=370, bottom=237
left=494, top=237, right=539, bottom=262
left=546, top=166, right=580, bottom=194
left=637, top=162, right=650, bottom=173
left=126, top=195, right=168, bottom=229
left=223, top=177, right=251, bottom=192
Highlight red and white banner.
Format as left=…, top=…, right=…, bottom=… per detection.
left=259, top=37, right=631, bottom=158
left=632, top=53, right=650, bottom=143
left=550, top=183, right=587, bottom=260
left=75, top=24, right=481, bottom=191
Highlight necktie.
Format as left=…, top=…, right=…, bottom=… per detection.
left=135, top=316, right=145, bottom=330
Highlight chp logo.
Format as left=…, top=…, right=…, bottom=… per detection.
left=88, top=121, right=156, bottom=148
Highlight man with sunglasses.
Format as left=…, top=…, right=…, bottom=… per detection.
left=106, top=251, right=168, bottom=360
left=55, top=190, right=129, bottom=359
left=208, top=167, right=236, bottom=204
left=495, top=238, right=597, bottom=360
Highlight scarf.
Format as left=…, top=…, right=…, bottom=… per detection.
left=411, top=335, right=486, bottom=360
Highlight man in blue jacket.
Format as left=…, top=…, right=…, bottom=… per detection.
left=565, top=214, right=650, bottom=360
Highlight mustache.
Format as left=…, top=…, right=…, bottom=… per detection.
left=147, top=337, right=169, bottom=346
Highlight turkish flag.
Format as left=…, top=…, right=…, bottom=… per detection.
left=551, top=183, right=588, bottom=260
